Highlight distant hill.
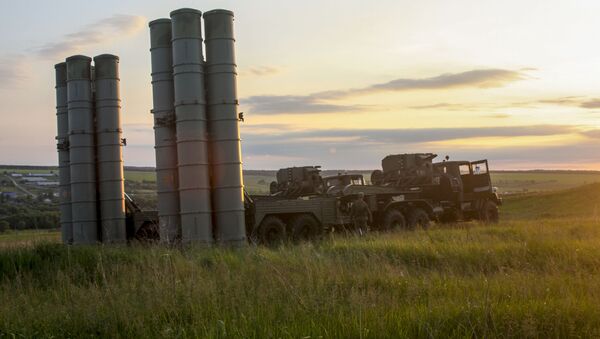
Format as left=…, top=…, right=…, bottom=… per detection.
left=502, top=183, right=600, bottom=220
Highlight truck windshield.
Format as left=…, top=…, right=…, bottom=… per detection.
left=472, top=162, right=488, bottom=175
left=351, top=177, right=364, bottom=185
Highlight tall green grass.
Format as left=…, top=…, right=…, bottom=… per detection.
left=2, top=218, right=600, bottom=337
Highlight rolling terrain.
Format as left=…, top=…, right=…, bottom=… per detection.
left=1, top=183, right=600, bottom=337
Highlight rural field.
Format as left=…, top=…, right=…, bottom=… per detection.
left=120, top=168, right=600, bottom=195
left=2, top=180, right=600, bottom=337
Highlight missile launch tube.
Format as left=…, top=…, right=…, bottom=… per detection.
left=66, top=55, right=98, bottom=244
left=55, top=62, right=73, bottom=244
left=204, top=9, right=246, bottom=245
left=149, top=18, right=181, bottom=243
left=94, top=54, right=126, bottom=243
left=170, top=8, right=213, bottom=244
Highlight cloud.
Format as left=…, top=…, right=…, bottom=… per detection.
left=0, top=54, right=30, bottom=89
left=241, top=95, right=365, bottom=114
left=580, top=99, right=600, bottom=109
left=240, top=124, right=587, bottom=169
left=123, top=123, right=153, bottom=133
left=240, top=66, right=282, bottom=76
left=317, top=69, right=529, bottom=99
left=244, top=125, right=576, bottom=146
left=242, top=68, right=530, bottom=115
left=35, top=14, right=146, bottom=59
left=408, top=103, right=470, bottom=110
left=486, top=113, right=511, bottom=119
left=580, top=129, right=600, bottom=139
left=536, top=96, right=600, bottom=110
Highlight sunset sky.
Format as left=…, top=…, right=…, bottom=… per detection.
left=2, top=0, right=600, bottom=169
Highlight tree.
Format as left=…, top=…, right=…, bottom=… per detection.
left=0, top=220, right=8, bottom=232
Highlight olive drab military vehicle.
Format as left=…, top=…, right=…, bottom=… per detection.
left=432, top=159, right=501, bottom=223
left=368, top=153, right=502, bottom=224
left=269, top=166, right=324, bottom=198
left=124, top=193, right=160, bottom=241
left=244, top=154, right=502, bottom=246
left=245, top=165, right=440, bottom=246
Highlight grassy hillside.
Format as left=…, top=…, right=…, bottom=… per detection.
left=2, top=219, right=600, bottom=337
left=1, top=184, right=600, bottom=337
left=4, top=165, right=600, bottom=195
left=502, top=182, right=600, bottom=220
left=492, top=171, right=600, bottom=194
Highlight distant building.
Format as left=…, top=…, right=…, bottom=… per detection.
left=28, top=173, right=55, bottom=177
left=36, top=181, right=59, bottom=187
left=10, top=173, right=22, bottom=177
left=21, top=177, right=47, bottom=183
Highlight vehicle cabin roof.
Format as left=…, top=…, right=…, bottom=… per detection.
left=323, top=174, right=363, bottom=180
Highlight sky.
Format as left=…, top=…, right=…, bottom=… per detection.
left=2, top=0, right=600, bottom=170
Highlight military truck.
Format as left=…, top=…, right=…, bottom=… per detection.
left=245, top=154, right=502, bottom=245
left=368, top=153, right=502, bottom=224
left=432, top=158, right=501, bottom=223
left=245, top=166, right=439, bottom=245
left=124, top=193, right=159, bottom=241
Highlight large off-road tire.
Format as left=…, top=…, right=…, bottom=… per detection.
left=381, top=209, right=407, bottom=231
left=480, top=201, right=499, bottom=224
left=290, top=214, right=321, bottom=242
left=407, top=208, right=431, bottom=229
left=258, top=216, right=287, bottom=246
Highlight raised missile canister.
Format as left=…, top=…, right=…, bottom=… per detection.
left=170, top=8, right=213, bottom=244
left=94, top=54, right=126, bottom=243
left=66, top=55, right=98, bottom=244
left=204, top=9, right=246, bottom=245
left=55, top=62, right=73, bottom=244
left=149, top=18, right=181, bottom=243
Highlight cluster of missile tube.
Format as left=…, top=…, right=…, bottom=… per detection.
left=149, top=8, right=246, bottom=245
left=55, top=8, right=246, bottom=246
left=55, top=55, right=126, bottom=244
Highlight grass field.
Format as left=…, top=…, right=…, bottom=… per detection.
left=126, top=169, right=600, bottom=195
left=2, top=184, right=600, bottom=337
left=491, top=171, right=600, bottom=194
left=4, top=165, right=600, bottom=195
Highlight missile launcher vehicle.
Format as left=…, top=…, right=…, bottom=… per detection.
left=245, top=154, right=502, bottom=246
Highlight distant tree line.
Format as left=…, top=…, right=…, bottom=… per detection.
left=0, top=198, right=59, bottom=232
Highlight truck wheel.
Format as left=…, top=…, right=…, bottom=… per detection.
left=382, top=209, right=406, bottom=231
left=480, top=201, right=499, bottom=224
left=290, top=214, right=321, bottom=242
left=258, top=216, right=287, bottom=246
left=407, top=208, right=430, bottom=229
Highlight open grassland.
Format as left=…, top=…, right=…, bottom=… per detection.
left=4, top=166, right=600, bottom=194
left=2, top=184, right=600, bottom=337
left=0, top=230, right=59, bottom=249
left=502, top=182, right=600, bottom=220
left=491, top=171, right=600, bottom=194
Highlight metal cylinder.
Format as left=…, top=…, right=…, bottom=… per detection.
left=204, top=9, right=246, bottom=245
left=55, top=62, right=73, bottom=244
left=149, top=18, right=181, bottom=243
left=93, top=54, right=126, bottom=243
left=170, top=8, right=213, bottom=244
left=66, top=55, right=98, bottom=244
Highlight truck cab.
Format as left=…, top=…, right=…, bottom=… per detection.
left=323, top=173, right=365, bottom=196
left=433, top=159, right=501, bottom=222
